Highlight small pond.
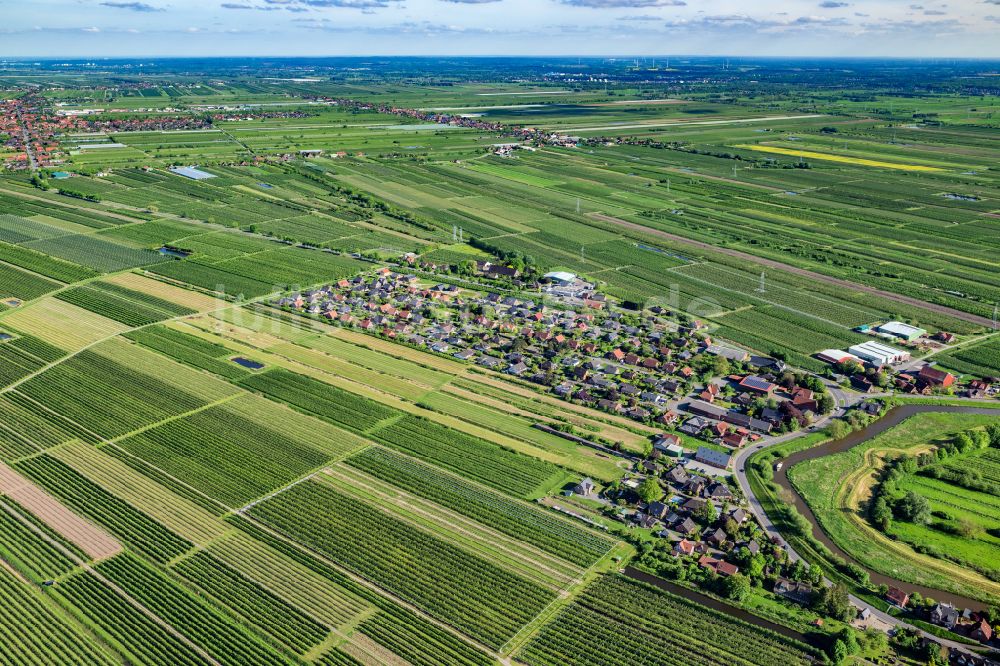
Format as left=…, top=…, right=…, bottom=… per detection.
left=232, top=357, right=265, bottom=370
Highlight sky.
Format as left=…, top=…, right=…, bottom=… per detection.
left=0, top=0, right=998, bottom=58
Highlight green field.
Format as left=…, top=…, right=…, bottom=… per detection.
left=0, top=58, right=997, bottom=666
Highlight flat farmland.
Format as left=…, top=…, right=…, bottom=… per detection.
left=0, top=60, right=998, bottom=666
left=518, top=574, right=818, bottom=666
left=0, top=298, right=129, bottom=350
left=0, top=461, right=122, bottom=560
left=249, top=478, right=557, bottom=649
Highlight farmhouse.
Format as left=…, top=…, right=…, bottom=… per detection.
left=723, top=411, right=773, bottom=434
left=698, top=555, right=739, bottom=577
left=885, top=586, right=909, bottom=608
left=169, top=165, right=216, bottom=180
left=917, top=365, right=955, bottom=388
left=653, top=433, right=682, bottom=452
left=705, top=344, right=750, bottom=363
left=477, top=261, right=519, bottom=279
left=544, top=271, right=577, bottom=286
left=571, top=477, right=596, bottom=497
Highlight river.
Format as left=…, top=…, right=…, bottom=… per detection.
left=773, top=404, right=1000, bottom=610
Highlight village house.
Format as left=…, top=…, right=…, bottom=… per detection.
left=677, top=517, right=698, bottom=535
left=930, top=603, right=960, bottom=630
left=570, top=477, right=596, bottom=498
left=971, top=619, right=993, bottom=643
left=773, top=578, right=814, bottom=605
left=665, top=465, right=689, bottom=485
left=885, top=587, right=909, bottom=608
left=679, top=417, right=710, bottom=437
left=698, top=555, right=739, bottom=577
left=673, top=539, right=696, bottom=556
left=695, top=447, right=732, bottom=470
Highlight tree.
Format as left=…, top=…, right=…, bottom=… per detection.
left=986, top=424, right=1000, bottom=448
left=830, top=639, right=848, bottom=665
left=637, top=477, right=661, bottom=504
left=895, top=491, right=931, bottom=524
left=957, top=518, right=982, bottom=538
left=724, top=573, right=751, bottom=602
left=723, top=518, right=739, bottom=536
left=818, top=393, right=836, bottom=415
left=711, top=354, right=730, bottom=377
left=747, top=554, right=766, bottom=580
left=826, top=419, right=852, bottom=440
left=696, top=500, right=718, bottom=524
left=839, top=627, right=860, bottom=656
left=858, top=627, right=888, bottom=655
left=871, top=496, right=892, bottom=531
left=813, top=583, right=856, bottom=622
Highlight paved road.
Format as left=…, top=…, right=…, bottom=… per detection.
left=14, top=104, right=38, bottom=171
left=731, top=391, right=988, bottom=655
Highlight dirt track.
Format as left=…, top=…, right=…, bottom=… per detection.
left=590, top=213, right=994, bottom=328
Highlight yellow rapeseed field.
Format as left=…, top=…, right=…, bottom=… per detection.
left=732, top=144, right=944, bottom=171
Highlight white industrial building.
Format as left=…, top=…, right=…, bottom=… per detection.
left=848, top=341, right=911, bottom=367
left=544, top=271, right=577, bottom=286
left=816, top=349, right=864, bottom=366
left=876, top=321, right=927, bottom=341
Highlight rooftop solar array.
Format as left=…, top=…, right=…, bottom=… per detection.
left=740, top=376, right=774, bottom=390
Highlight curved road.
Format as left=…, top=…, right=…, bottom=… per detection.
left=731, top=392, right=999, bottom=655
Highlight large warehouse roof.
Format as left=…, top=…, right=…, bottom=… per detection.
left=544, top=271, right=577, bottom=284
left=849, top=341, right=909, bottom=365
left=877, top=321, right=927, bottom=339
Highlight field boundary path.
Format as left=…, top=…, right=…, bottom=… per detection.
left=589, top=213, right=995, bottom=328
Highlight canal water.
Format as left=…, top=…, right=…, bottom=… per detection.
left=774, top=404, right=1000, bottom=609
